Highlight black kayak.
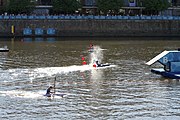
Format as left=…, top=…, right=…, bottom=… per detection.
left=44, top=93, right=66, bottom=97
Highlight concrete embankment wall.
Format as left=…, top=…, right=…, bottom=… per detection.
left=0, top=19, right=179, bottom=37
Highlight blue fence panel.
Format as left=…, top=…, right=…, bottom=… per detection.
left=134, top=16, right=138, bottom=19
left=70, top=16, right=76, bottom=19
left=76, top=16, right=82, bottom=19
left=53, top=16, right=59, bottom=19
left=111, top=16, right=117, bottom=20
left=140, top=16, right=145, bottom=20
left=128, top=16, right=131, bottom=19
left=151, top=16, right=157, bottom=20
left=167, top=16, right=173, bottom=20
left=134, top=16, right=140, bottom=20
left=162, top=16, right=168, bottom=20
left=23, top=28, right=32, bottom=35
left=156, top=16, right=163, bottom=20
left=173, top=16, right=178, bottom=20
left=22, top=16, right=27, bottom=19
left=4, top=16, right=9, bottom=19
left=9, top=16, right=15, bottom=19
left=47, top=15, right=53, bottom=19
left=94, top=16, right=99, bottom=19
left=129, top=16, right=133, bottom=20
left=174, top=16, right=180, bottom=20
left=82, top=16, right=86, bottom=19
left=142, top=16, right=146, bottom=20
left=83, top=16, right=86, bottom=19
left=47, top=28, right=56, bottom=35
left=108, top=16, right=112, bottom=19
left=146, top=16, right=152, bottom=20
left=0, top=15, right=180, bottom=20
left=129, top=16, right=134, bottom=20
left=99, top=16, right=105, bottom=19
left=123, top=16, right=129, bottom=20
left=106, top=16, right=112, bottom=19
left=35, top=28, right=44, bottom=35
left=34, top=16, right=40, bottom=19
left=28, top=16, right=34, bottom=19
left=15, top=15, right=22, bottom=19
left=59, top=16, right=65, bottom=19
left=87, top=15, right=94, bottom=19
left=34, top=16, right=38, bottom=19
left=39, top=16, right=46, bottom=19
left=64, top=16, right=70, bottom=19
left=117, top=16, right=122, bottom=19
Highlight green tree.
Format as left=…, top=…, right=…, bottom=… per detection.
left=97, top=0, right=124, bottom=15
left=6, top=0, right=34, bottom=14
left=143, top=0, right=170, bottom=15
left=52, top=0, right=81, bottom=14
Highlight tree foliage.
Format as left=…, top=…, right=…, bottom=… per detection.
left=97, top=0, right=124, bottom=15
left=6, top=0, right=34, bottom=14
left=52, top=0, right=81, bottom=14
left=143, top=0, right=170, bottom=15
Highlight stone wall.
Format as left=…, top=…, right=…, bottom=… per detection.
left=0, top=19, right=179, bottom=37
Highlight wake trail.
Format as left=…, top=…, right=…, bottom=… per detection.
left=34, top=65, right=94, bottom=76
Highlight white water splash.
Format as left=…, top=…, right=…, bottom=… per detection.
left=0, top=64, right=116, bottom=83
left=89, top=45, right=106, bottom=66
left=0, top=90, right=69, bottom=99
left=0, top=90, right=43, bottom=99
left=0, top=45, right=116, bottom=99
left=33, top=65, right=93, bottom=78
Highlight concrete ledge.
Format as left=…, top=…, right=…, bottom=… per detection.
left=0, top=19, right=179, bottom=37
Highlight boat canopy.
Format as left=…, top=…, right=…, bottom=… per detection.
left=146, top=50, right=169, bottom=65
left=146, top=50, right=180, bottom=66
left=147, top=49, right=180, bottom=78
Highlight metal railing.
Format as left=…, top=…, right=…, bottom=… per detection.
left=0, top=15, right=180, bottom=20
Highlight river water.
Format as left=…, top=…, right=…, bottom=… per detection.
left=0, top=37, right=180, bottom=120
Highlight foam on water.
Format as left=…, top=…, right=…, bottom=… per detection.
left=0, top=45, right=113, bottom=81
left=0, top=45, right=116, bottom=99
left=0, top=64, right=116, bottom=99
left=0, top=90, right=43, bottom=99
left=34, top=65, right=91, bottom=76
left=34, top=64, right=116, bottom=77
left=0, top=90, right=69, bottom=99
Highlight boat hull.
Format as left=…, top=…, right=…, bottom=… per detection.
left=151, top=68, right=180, bottom=79
left=0, top=49, right=9, bottom=52
left=44, top=93, right=66, bottom=97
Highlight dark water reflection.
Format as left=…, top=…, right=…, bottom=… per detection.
left=0, top=37, right=180, bottom=120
